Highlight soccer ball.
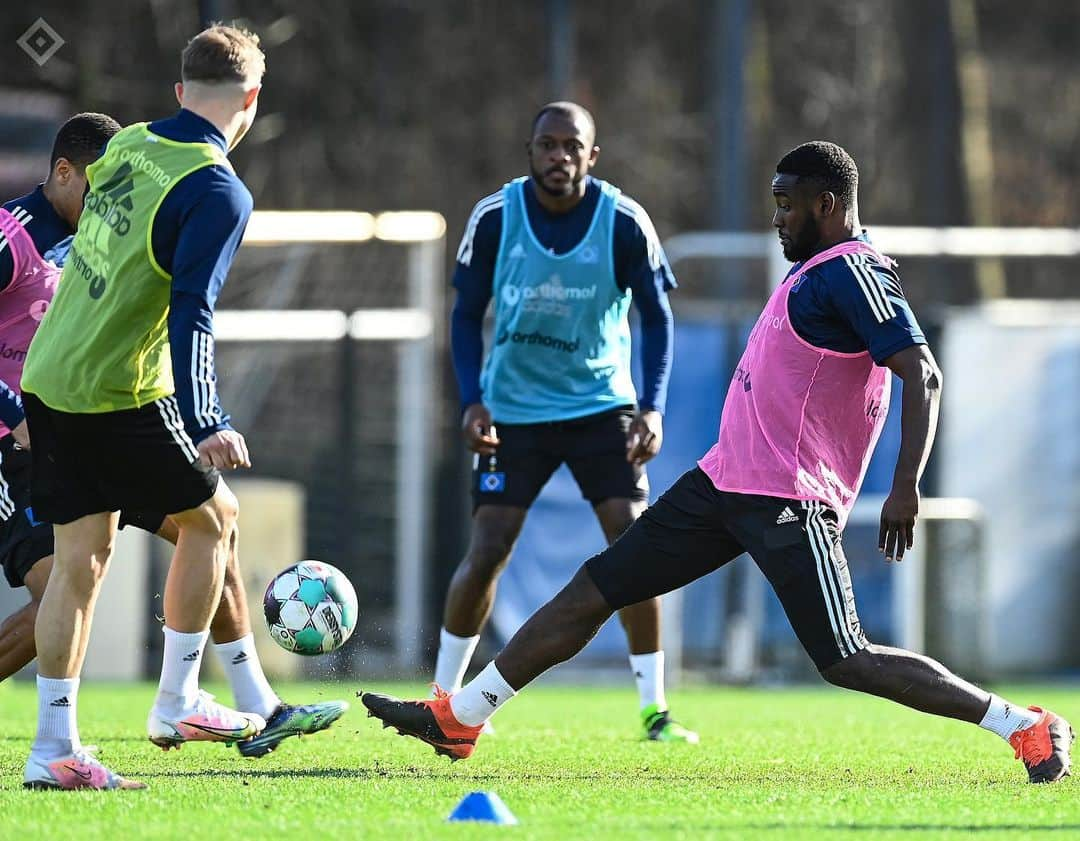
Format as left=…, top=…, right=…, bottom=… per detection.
left=263, top=560, right=358, bottom=655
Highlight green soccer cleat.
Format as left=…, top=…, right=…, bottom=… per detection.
left=237, top=700, right=349, bottom=758
left=641, top=704, right=700, bottom=744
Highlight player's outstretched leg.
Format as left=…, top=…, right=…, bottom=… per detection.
left=822, top=645, right=1073, bottom=783
left=363, top=563, right=615, bottom=759
left=146, top=484, right=264, bottom=750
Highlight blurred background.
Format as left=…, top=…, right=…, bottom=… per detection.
left=0, top=1, right=1076, bottom=684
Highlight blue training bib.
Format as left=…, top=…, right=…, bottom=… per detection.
left=481, top=177, right=635, bottom=423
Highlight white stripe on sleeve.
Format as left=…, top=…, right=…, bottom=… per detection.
left=616, top=196, right=666, bottom=273
left=456, top=192, right=504, bottom=266
left=156, top=396, right=200, bottom=462
left=843, top=254, right=896, bottom=323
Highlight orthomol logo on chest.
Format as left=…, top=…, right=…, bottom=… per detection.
left=501, top=274, right=598, bottom=308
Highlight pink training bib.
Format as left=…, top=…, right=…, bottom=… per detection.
left=0, top=208, right=60, bottom=437
left=698, top=240, right=892, bottom=528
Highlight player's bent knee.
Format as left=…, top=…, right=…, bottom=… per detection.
left=211, top=482, right=240, bottom=529
left=176, top=484, right=239, bottom=541
left=465, top=540, right=513, bottom=578
left=820, top=646, right=879, bottom=690
left=54, top=551, right=112, bottom=592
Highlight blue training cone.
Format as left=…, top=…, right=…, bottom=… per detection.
left=447, top=791, right=519, bottom=825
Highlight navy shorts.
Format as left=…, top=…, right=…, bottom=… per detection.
left=472, top=406, right=649, bottom=510
left=585, top=467, right=868, bottom=671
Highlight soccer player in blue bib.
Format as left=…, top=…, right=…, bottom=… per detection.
left=434, top=102, right=696, bottom=742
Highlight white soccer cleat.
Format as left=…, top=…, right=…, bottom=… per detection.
left=23, top=749, right=146, bottom=790
left=147, top=690, right=265, bottom=750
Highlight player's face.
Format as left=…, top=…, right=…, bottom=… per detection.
left=229, top=85, right=261, bottom=151
left=527, top=113, right=598, bottom=198
left=772, top=174, right=821, bottom=262
left=51, top=158, right=89, bottom=230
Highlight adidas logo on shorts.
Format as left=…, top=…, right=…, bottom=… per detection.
left=775, top=507, right=799, bottom=525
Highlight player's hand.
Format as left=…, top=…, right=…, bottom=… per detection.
left=197, top=429, right=251, bottom=471
left=879, top=483, right=918, bottom=562
left=626, top=410, right=663, bottom=465
left=10, top=419, right=29, bottom=449
left=462, top=403, right=500, bottom=456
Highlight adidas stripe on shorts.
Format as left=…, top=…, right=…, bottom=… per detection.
left=585, top=467, right=867, bottom=670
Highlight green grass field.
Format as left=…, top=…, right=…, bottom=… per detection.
left=0, top=680, right=1076, bottom=839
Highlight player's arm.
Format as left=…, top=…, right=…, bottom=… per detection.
left=826, top=256, right=932, bottom=561
left=165, top=170, right=253, bottom=470
left=881, top=343, right=942, bottom=561
left=0, top=240, right=26, bottom=445
left=617, top=197, right=677, bottom=465
left=0, top=378, right=28, bottom=447
left=451, top=198, right=500, bottom=455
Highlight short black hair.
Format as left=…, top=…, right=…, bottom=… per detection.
left=531, top=101, right=596, bottom=145
left=50, top=112, right=122, bottom=169
left=775, top=141, right=858, bottom=209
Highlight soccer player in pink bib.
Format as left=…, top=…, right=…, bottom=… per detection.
left=364, top=141, right=1072, bottom=784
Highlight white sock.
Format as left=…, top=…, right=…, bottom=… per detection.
left=33, top=675, right=81, bottom=758
left=630, top=651, right=667, bottom=711
left=213, top=634, right=281, bottom=719
left=449, top=661, right=516, bottom=727
left=979, top=694, right=1041, bottom=741
left=434, top=628, right=481, bottom=692
left=155, top=626, right=209, bottom=709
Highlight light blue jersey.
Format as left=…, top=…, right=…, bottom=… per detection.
left=481, top=176, right=636, bottom=423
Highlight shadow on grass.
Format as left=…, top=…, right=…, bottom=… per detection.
left=145, top=768, right=396, bottom=780
left=141, top=766, right=741, bottom=784
left=747, top=826, right=1080, bottom=834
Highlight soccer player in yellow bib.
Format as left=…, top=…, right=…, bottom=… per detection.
left=17, top=25, right=330, bottom=791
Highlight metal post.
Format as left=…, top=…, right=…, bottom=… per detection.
left=547, top=0, right=575, bottom=100
left=708, top=0, right=750, bottom=295
left=393, top=239, right=444, bottom=673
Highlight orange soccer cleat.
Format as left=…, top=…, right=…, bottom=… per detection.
left=1008, top=706, right=1074, bottom=783
left=362, top=685, right=483, bottom=761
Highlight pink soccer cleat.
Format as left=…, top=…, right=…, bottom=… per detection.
left=147, top=690, right=265, bottom=750
left=23, top=750, right=146, bottom=790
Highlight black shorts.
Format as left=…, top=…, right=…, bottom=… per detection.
left=0, top=437, right=52, bottom=588
left=585, top=467, right=868, bottom=671
left=22, top=392, right=218, bottom=527
left=472, top=406, right=649, bottom=510
left=0, top=434, right=168, bottom=588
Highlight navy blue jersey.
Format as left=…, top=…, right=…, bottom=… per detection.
left=148, top=109, right=253, bottom=443
left=452, top=176, right=676, bottom=414
left=0, top=185, right=73, bottom=291
left=787, top=234, right=925, bottom=363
